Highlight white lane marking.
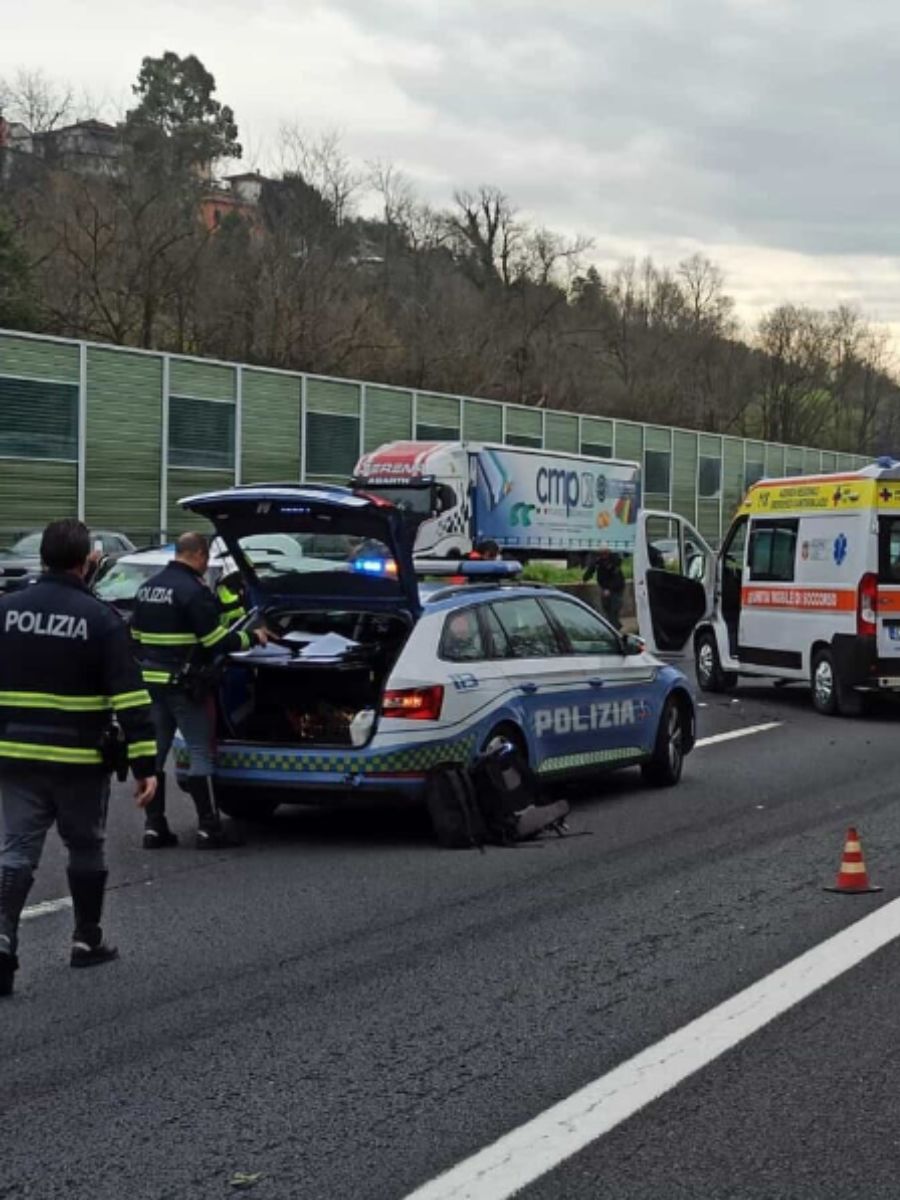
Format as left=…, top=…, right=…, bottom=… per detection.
left=696, top=721, right=782, bottom=748
left=404, top=896, right=900, bottom=1200
left=21, top=897, right=72, bottom=921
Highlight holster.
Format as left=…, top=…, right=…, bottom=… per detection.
left=99, top=724, right=129, bottom=782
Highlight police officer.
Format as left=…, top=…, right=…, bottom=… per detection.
left=132, top=532, right=266, bottom=850
left=0, top=519, right=157, bottom=996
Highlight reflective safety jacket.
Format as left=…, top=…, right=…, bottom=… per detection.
left=216, top=579, right=247, bottom=629
left=0, top=573, right=156, bottom=776
left=131, top=560, right=251, bottom=688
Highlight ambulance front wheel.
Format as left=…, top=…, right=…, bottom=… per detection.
left=694, top=631, right=736, bottom=693
left=811, top=647, right=863, bottom=717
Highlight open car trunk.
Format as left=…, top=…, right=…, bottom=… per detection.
left=217, top=608, right=410, bottom=749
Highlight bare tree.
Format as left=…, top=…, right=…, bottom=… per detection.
left=0, top=68, right=74, bottom=131
left=278, top=126, right=361, bottom=224
left=448, top=186, right=523, bottom=288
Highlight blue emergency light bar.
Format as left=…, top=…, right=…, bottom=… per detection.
left=413, top=559, right=523, bottom=577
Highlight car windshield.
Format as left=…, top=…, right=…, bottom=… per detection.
left=7, top=533, right=42, bottom=557
left=236, top=532, right=396, bottom=580
left=94, top=560, right=165, bottom=601
left=360, top=486, right=433, bottom=515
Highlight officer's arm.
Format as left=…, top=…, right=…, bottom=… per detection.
left=101, top=620, right=157, bottom=779
left=187, top=586, right=253, bottom=655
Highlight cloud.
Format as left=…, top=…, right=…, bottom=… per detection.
left=4, top=0, right=900, bottom=332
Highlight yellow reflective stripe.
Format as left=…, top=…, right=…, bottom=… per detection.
left=0, top=691, right=110, bottom=712
left=142, top=670, right=172, bottom=684
left=218, top=586, right=240, bottom=604
left=200, top=624, right=229, bottom=649
left=0, top=741, right=103, bottom=765
left=128, top=740, right=157, bottom=760
left=132, top=631, right=198, bottom=646
left=238, top=630, right=251, bottom=651
left=110, top=690, right=152, bottom=711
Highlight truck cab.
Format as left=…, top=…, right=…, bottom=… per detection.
left=353, top=442, right=471, bottom=558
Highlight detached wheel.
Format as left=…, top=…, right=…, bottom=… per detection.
left=216, top=788, right=279, bottom=822
left=811, top=648, right=862, bottom=717
left=694, top=631, right=736, bottom=693
left=641, top=697, right=687, bottom=787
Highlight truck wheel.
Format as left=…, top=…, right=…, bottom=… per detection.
left=694, top=631, right=736, bottom=693
left=216, top=788, right=279, bottom=822
left=641, top=697, right=687, bottom=787
left=811, top=648, right=862, bottom=717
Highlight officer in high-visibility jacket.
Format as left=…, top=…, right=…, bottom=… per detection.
left=131, top=532, right=267, bottom=850
left=0, top=519, right=158, bottom=996
left=216, top=571, right=247, bottom=629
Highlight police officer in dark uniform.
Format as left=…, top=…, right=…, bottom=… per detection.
left=132, top=532, right=266, bottom=850
left=0, top=519, right=158, bottom=997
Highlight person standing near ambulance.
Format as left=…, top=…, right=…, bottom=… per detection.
left=0, top=519, right=158, bottom=996
left=132, top=532, right=267, bottom=850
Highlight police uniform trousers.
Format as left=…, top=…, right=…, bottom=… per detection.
left=0, top=769, right=110, bottom=875
left=151, top=690, right=215, bottom=776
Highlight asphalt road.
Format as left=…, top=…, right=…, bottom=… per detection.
left=5, top=670, right=900, bottom=1199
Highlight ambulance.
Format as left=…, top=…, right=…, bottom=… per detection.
left=633, top=459, right=900, bottom=716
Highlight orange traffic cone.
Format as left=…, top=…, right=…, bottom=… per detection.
left=824, top=827, right=882, bottom=894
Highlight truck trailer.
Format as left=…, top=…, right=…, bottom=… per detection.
left=353, top=441, right=641, bottom=560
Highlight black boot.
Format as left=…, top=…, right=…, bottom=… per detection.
left=0, top=867, right=33, bottom=997
left=187, top=777, right=243, bottom=850
left=142, top=773, right=178, bottom=850
left=67, top=870, right=118, bottom=968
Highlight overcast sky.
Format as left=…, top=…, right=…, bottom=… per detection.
left=5, top=0, right=900, bottom=340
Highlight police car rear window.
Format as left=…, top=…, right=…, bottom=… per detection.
left=440, top=608, right=485, bottom=662
left=490, top=598, right=560, bottom=658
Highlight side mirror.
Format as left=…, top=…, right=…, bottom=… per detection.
left=621, top=633, right=645, bottom=656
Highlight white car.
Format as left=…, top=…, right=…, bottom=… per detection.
left=92, top=534, right=311, bottom=618
left=170, top=485, right=697, bottom=822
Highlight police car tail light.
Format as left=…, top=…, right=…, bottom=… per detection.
left=382, top=685, right=444, bottom=720
left=858, top=572, right=878, bottom=636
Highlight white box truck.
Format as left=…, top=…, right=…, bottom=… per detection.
left=353, top=440, right=641, bottom=560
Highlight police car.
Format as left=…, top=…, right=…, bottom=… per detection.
left=172, top=485, right=696, bottom=820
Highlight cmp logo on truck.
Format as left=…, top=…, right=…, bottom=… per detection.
left=535, top=467, right=598, bottom=515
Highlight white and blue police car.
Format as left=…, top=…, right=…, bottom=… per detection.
left=172, top=485, right=696, bottom=819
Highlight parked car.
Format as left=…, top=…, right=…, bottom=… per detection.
left=92, top=534, right=312, bottom=619
left=0, top=528, right=135, bottom=594
left=170, top=484, right=697, bottom=824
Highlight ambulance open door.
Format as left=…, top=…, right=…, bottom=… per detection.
left=634, top=511, right=715, bottom=657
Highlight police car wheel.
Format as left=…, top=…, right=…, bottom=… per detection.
left=695, top=632, right=736, bottom=693
left=482, top=723, right=527, bottom=760
left=641, top=697, right=686, bottom=787
left=215, top=788, right=279, bottom=823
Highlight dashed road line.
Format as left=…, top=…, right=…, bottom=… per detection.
left=403, top=894, right=900, bottom=1200
left=696, top=721, right=782, bottom=748
left=21, top=897, right=72, bottom=921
